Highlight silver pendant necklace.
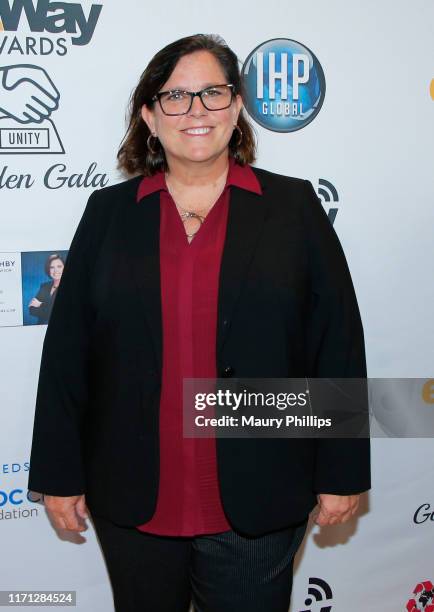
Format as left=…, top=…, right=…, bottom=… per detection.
left=165, top=173, right=221, bottom=239
left=176, top=207, right=207, bottom=238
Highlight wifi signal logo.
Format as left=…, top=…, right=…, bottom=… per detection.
left=298, top=576, right=333, bottom=612
left=317, top=179, right=339, bottom=225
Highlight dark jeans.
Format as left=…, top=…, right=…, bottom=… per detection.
left=91, top=513, right=308, bottom=612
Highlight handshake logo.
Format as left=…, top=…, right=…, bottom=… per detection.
left=0, top=63, right=64, bottom=154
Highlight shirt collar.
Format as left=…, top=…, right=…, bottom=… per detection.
left=136, top=156, right=262, bottom=202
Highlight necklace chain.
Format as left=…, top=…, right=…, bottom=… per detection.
left=164, top=172, right=226, bottom=239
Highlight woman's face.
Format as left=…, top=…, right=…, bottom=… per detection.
left=141, top=50, right=243, bottom=167
left=49, top=258, right=64, bottom=280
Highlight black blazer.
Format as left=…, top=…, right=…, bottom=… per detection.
left=27, top=165, right=371, bottom=536
left=29, top=281, right=57, bottom=324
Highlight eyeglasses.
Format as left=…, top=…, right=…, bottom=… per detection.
left=151, top=83, right=235, bottom=116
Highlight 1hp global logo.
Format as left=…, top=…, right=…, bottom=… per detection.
left=0, top=0, right=102, bottom=56
left=241, top=38, right=326, bottom=132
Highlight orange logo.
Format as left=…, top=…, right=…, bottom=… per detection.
left=422, top=379, right=434, bottom=404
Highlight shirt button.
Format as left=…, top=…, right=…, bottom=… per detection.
left=221, top=365, right=235, bottom=377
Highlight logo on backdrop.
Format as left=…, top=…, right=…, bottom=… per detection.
left=317, top=178, right=339, bottom=225
left=0, top=461, right=40, bottom=521
left=241, top=38, right=326, bottom=132
left=0, top=60, right=108, bottom=180
left=406, top=580, right=434, bottom=611
left=0, top=4, right=108, bottom=179
left=0, top=61, right=108, bottom=183
left=422, top=379, right=434, bottom=403
left=0, top=485, right=42, bottom=520
left=297, top=576, right=333, bottom=611
left=0, top=63, right=64, bottom=153
left=1, top=461, right=29, bottom=475
left=413, top=503, right=434, bottom=525
left=0, top=0, right=103, bottom=55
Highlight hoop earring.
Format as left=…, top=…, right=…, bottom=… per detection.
left=233, top=124, right=243, bottom=147
left=147, top=133, right=159, bottom=155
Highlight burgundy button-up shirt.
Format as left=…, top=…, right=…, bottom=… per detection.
left=135, top=156, right=262, bottom=536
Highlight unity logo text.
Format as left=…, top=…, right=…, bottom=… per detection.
left=0, top=63, right=64, bottom=153
left=241, top=38, right=326, bottom=133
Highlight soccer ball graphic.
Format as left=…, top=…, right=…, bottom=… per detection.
left=406, top=581, right=434, bottom=611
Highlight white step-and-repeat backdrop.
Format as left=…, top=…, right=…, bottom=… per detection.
left=1, top=1, right=433, bottom=610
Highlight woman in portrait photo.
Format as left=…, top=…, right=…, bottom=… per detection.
left=28, top=33, right=371, bottom=612
left=28, top=253, right=65, bottom=325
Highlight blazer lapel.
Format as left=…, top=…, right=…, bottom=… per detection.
left=122, top=168, right=269, bottom=376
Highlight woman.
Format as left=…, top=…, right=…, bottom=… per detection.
left=28, top=33, right=371, bottom=611
left=28, top=253, right=64, bottom=324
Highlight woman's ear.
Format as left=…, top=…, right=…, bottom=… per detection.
left=234, top=94, right=244, bottom=123
left=141, top=104, right=155, bottom=134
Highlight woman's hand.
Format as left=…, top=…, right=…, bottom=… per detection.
left=29, top=298, right=42, bottom=308
left=313, top=493, right=360, bottom=526
left=44, top=493, right=89, bottom=532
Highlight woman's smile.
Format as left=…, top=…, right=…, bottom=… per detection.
left=181, top=126, right=215, bottom=136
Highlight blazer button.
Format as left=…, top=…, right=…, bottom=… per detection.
left=221, top=365, right=235, bottom=377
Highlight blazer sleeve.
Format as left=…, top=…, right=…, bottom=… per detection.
left=29, top=282, right=54, bottom=321
left=302, top=179, right=371, bottom=495
left=27, top=190, right=102, bottom=496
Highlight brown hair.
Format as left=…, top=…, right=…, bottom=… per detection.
left=45, top=253, right=65, bottom=277
left=117, top=33, right=257, bottom=176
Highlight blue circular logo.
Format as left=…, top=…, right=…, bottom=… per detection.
left=241, top=38, right=326, bottom=132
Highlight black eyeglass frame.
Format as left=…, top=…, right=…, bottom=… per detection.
left=151, top=83, right=236, bottom=116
